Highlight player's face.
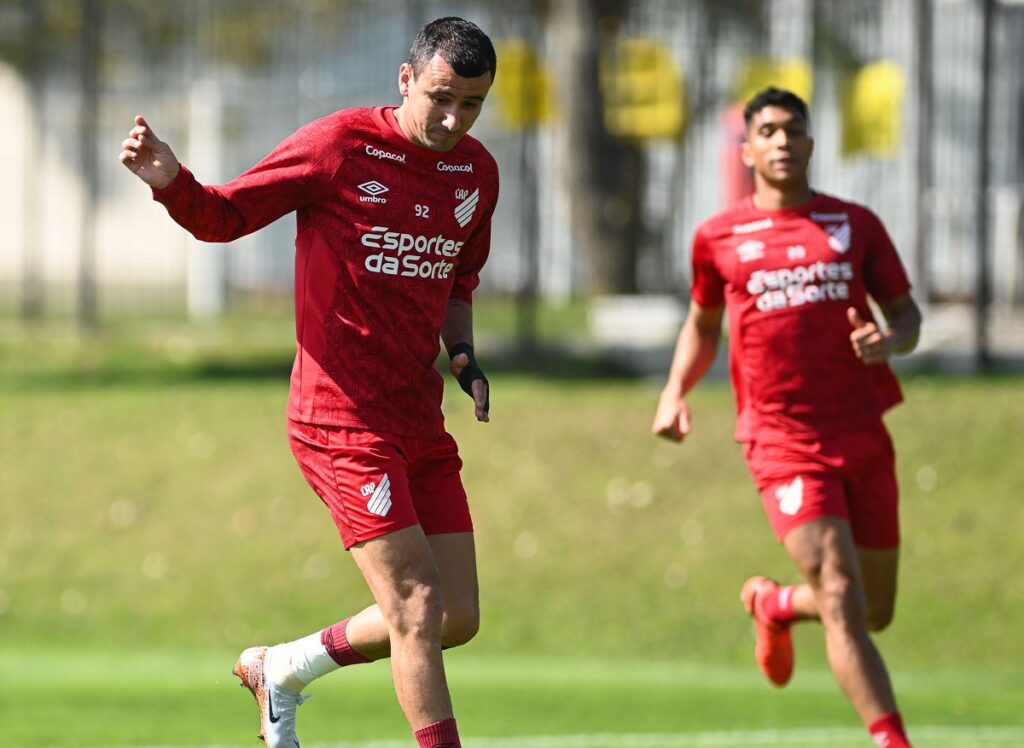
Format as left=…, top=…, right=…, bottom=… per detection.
left=397, top=54, right=492, bottom=152
left=742, top=105, right=814, bottom=187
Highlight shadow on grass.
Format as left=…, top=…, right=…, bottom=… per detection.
left=5, top=338, right=1021, bottom=393
left=0, top=343, right=644, bottom=392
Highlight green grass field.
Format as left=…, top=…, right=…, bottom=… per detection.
left=1, top=320, right=1023, bottom=746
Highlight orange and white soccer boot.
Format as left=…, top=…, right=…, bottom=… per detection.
left=740, top=576, right=795, bottom=687
left=234, top=645, right=307, bottom=748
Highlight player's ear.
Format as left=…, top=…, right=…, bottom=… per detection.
left=740, top=139, right=755, bottom=168
left=398, top=63, right=414, bottom=97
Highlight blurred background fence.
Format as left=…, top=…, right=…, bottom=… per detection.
left=0, top=0, right=1021, bottom=362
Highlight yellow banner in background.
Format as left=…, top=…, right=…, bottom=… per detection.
left=735, top=57, right=814, bottom=106
left=841, top=61, right=905, bottom=157
left=493, top=39, right=556, bottom=129
left=601, top=38, right=688, bottom=140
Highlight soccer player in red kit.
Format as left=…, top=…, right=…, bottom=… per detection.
left=652, top=88, right=922, bottom=748
left=120, top=17, right=497, bottom=748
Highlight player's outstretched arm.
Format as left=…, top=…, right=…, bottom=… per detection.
left=442, top=299, right=489, bottom=423
left=651, top=300, right=724, bottom=442
left=848, top=294, right=922, bottom=365
left=119, top=115, right=181, bottom=189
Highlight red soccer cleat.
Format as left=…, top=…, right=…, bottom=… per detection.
left=740, top=576, right=794, bottom=687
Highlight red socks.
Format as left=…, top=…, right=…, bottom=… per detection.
left=414, top=718, right=460, bottom=748
left=320, top=617, right=371, bottom=667
left=760, top=584, right=800, bottom=626
left=869, top=712, right=911, bottom=747
left=319, top=624, right=461, bottom=747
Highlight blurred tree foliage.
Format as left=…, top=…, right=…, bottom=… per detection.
left=0, top=0, right=356, bottom=75
left=551, top=0, right=768, bottom=295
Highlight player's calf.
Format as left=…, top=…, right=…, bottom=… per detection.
left=440, top=606, right=480, bottom=648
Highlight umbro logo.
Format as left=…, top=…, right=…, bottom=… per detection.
left=736, top=239, right=765, bottom=263
left=358, top=180, right=389, bottom=196
left=454, top=188, right=479, bottom=228
left=358, top=180, right=389, bottom=205
left=364, top=474, right=393, bottom=517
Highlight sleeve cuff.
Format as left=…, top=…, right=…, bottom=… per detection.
left=150, top=165, right=193, bottom=203
left=448, top=284, right=474, bottom=305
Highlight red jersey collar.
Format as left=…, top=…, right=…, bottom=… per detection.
left=745, top=191, right=826, bottom=217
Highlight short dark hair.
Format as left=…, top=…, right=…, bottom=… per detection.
left=743, top=87, right=809, bottom=128
left=408, top=17, right=497, bottom=80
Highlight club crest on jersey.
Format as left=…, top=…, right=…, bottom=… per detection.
left=825, top=222, right=852, bottom=254
left=454, top=188, right=479, bottom=228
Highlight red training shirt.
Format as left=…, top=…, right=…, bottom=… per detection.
left=153, top=106, right=499, bottom=437
left=689, top=193, right=912, bottom=443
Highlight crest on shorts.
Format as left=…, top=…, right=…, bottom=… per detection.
left=775, top=476, right=804, bottom=516
left=363, top=474, right=392, bottom=517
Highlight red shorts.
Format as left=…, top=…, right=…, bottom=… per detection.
left=288, top=421, right=473, bottom=549
left=743, top=420, right=899, bottom=549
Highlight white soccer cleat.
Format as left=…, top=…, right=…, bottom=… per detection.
left=233, top=645, right=308, bottom=748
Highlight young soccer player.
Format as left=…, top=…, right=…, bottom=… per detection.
left=652, top=87, right=922, bottom=747
left=121, top=17, right=498, bottom=748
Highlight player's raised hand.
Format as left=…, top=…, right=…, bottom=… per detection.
left=119, top=115, right=180, bottom=189
left=651, top=388, right=692, bottom=443
left=848, top=307, right=890, bottom=365
left=448, top=343, right=489, bottom=422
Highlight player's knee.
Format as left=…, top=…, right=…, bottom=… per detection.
left=817, top=571, right=860, bottom=626
left=441, top=605, right=480, bottom=648
left=390, top=578, right=445, bottom=639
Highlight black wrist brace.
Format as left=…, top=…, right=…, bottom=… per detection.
left=448, top=342, right=489, bottom=410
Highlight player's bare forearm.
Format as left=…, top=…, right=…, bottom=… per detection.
left=652, top=301, right=723, bottom=442
left=442, top=299, right=489, bottom=422
left=664, top=300, right=724, bottom=398
left=878, top=294, right=922, bottom=355
left=441, top=299, right=474, bottom=351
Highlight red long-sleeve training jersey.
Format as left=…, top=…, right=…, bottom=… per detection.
left=154, top=106, right=499, bottom=437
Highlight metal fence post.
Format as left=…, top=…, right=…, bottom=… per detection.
left=975, top=0, right=995, bottom=368
left=78, top=0, right=100, bottom=332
